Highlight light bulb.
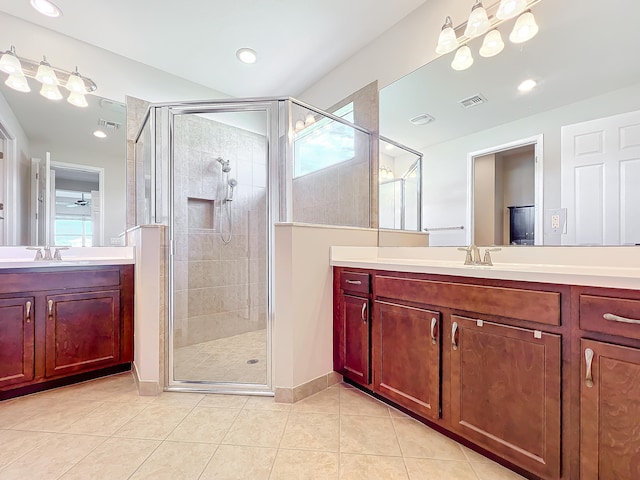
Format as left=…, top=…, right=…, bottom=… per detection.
left=67, top=91, right=88, bottom=107
left=510, top=11, right=539, bottom=43
left=65, top=70, right=87, bottom=93
left=451, top=46, right=474, bottom=71
left=464, top=1, right=491, bottom=38
left=36, top=58, right=59, bottom=85
left=496, top=0, right=527, bottom=20
left=5, top=73, right=30, bottom=92
left=479, top=29, right=505, bottom=57
left=0, top=46, right=23, bottom=75
left=435, top=16, right=458, bottom=55
left=40, top=82, right=62, bottom=100
left=518, top=79, right=537, bottom=92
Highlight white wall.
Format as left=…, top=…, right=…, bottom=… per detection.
left=274, top=223, right=378, bottom=389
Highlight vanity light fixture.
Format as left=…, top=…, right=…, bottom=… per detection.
left=518, top=78, right=537, bottom=92
left=236, top=48, right=257, bottom=64
left=479, top=29, right=505, bottom=57
left=451, top=46, right=474, bottom=71
left=496, top=0, right=527, bottom=20
left=30, top=0, right=62, bottom=18
left=464, top=1, right=491, bottom=38
left=435, top=16, right=458, bottom=55
left=509, top=10, right=539, bottom=43
left=0, top=46, right=97, bottom=107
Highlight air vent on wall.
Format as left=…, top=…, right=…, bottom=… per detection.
left=409, top=113, right=435, bottom=125
left=98, top=119, right=122, bottom=130
left=458, top=94, right=487, bottom=108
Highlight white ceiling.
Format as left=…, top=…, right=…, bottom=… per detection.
left=0, top=0, right=428, bottom=98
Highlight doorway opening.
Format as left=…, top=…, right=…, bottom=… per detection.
left=467, top=135, right=543, bottom=246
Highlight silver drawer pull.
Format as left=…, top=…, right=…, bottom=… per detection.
left=361, top=302, right=367, bottom=323
left=345, top=280, right=362, bottom=285
left=430, top=317, right=437, bottom=344
left=585, top=348, right=594, bottom=388
left=452, top=321, right=459, bottom=350
left=48, top=299, right=53, bottom=316
left=603, top=313, right=640, bottom=325
left=26, top=301, right=32, bottom=323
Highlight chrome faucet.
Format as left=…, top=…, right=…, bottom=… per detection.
left=43, top=246, right=53, bottom=261
left=53, top=247, right=69, bottom=260
left=458, top=245, right=501, bottom=266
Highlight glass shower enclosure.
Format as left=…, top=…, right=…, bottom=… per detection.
left=135, top=98, right=372, bottom=395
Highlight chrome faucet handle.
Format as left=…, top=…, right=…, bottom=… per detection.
left=482, top=247, right=502, bottom=266
left=53, top=247, right=69, bottom=260
left=457, top=246, right=474, bottom=265
left=26, top=247, right=44, bottom=261
left=43, top=245, right=53, bottom=261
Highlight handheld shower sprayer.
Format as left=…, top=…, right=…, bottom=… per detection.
left=226, top=178, right=238, bottom=202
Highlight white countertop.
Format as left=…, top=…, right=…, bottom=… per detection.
left=0, top=246, right=135, bottom=269
left=330, top=246, right=640, bottom=290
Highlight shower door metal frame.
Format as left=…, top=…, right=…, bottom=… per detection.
left=164, top=99, right=281, bottom=395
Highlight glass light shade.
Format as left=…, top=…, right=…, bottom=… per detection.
left=67, top=91, right=88, bottom=107
left=451, top=46, right=474, bottom=71
left=496, top=0, right=527, bottom=20
left=435, top=17, right=458, bottom=55
left=509, top=11, right=539, bottom=43
left=479, top=29, right=505, bottom=57
left=464, top=2, right=491, bottom=38
left=40, top=82, right=62, bottom=100
left=35, top=61, right=59, bottom=85
left=304, top=113, right=316, bottom=126
left=65, top=71, right=86, bottom=93
left=5, top=73, right=30, bottom=92
left=0, top=49, right=23, bottom=75
left=294, top=120, right=305, bottom=132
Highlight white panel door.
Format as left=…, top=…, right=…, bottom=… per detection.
left=561, top=110, right=640, bottom=245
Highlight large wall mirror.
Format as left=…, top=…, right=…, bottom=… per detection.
left=0, top=80, right=126, bottom=247
left=380, top=0, right=640, bottom=247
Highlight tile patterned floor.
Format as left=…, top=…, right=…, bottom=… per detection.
left=0, top=373, right=527, bottom=480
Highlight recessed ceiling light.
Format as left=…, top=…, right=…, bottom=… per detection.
left=30, top=0, right=62, bottom=18
left=93, top=130, right=107, bottom=139
left=518, top=79, right=537, bottom=92
left=236, top=48, right=257, bottom=64
left=409, top=113, right=436, bottom=125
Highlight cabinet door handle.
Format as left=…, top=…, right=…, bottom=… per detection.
left=26, top=301, right=31, bottom=323
left=430, top=317, right=438, bottom=344
left=452, top=321, right=459, bottom=350
left=48, top=299, right=53, bottom=316
left=346, top=280, right=362, bottom=285
left=603, top=313, right=640, bottom=325
left=585, top=348, right=595, bottom=388
left=361, top=302, right=367, bottom=323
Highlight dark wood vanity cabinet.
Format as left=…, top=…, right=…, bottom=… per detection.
left=0, top=265, right=133, bottom=399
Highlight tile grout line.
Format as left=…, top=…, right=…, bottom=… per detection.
left=388, top=412, right=412, bottom=479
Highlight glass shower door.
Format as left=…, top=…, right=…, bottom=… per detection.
left=167, top=103, right=274, bottom=393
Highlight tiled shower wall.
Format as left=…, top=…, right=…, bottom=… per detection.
left=172, top=114, right=267, bottom=348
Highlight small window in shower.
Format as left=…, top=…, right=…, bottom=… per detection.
left=293, top=102, right=355, bottom=177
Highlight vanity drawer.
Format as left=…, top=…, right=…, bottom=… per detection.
left=340, top=271, right=370, bottom=295
left=376, top=276, right=560, bottom=326
left=580, top=294, right=640, bottom=340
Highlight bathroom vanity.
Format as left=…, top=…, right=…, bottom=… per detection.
left=332, top=247, right=640, bottom=480
left=0, top=254, right=134, bottom=400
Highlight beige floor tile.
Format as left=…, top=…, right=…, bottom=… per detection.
left=9, top=400, right=101, bottom=432
left=388, top=406, right=410, bottom=418
left=58, top=437, right=159, bottom=480
left=393, top=418, right=467, bottom=461
left=0, top=433, right=105, bottom=480
left=199, top=444, right=277, bottom=480
left=340, top=453, right=409, bottom=480
left=167, top=406, right=240, bottom=443
left=0, top=430, right=55, bottom=469
left=198, top=393, right=249, bottom=409
left=129, top=441, right=216, bottom=480
left=340, top=388, right=390, bottom=417
left=471, top=461, right=528, bottom=479
left=292, top=387, right=340, bottom=414
left=461, top=445, right=494, bottom=463
left=0, top=395, right=57, bottom=428
left=270, top=449, right=339, bottom=480
left=66, top=402, right=147, bottom=435
left=151, top=391, right=205, bottom=407
left=222, top=409, right=289, bottom=447
left=243, top=395, right=291, bottom=411
left=340, top=415, right=401, bottom=456
left=114, top=404, right=193, bottom=440
left=404, top=458, right=479, bottom=480
left=280, top=412, right=340, bottom=452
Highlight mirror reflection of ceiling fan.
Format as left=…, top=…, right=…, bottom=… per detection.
left=56, top=191, right=92, bottom=208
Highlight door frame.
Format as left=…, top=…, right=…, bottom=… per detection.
left=466, top=134, right=544, bottom=245
left=0, top=120, right=17, bottom=245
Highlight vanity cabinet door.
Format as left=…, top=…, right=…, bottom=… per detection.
left=373, top=301, right=441, bottom=421
left=45, top=290, right=121, bottom=377
left=580, top=339, right=640, bottom=480
left=449, top=315, right=561, bottom=480
left=341, top=294, right=370, bottom=386
left=0, top=297, right=35, bottom=389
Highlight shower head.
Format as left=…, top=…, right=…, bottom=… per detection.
left=217, top=157, right=231, bottom=173
left=228, top=178, right=238, bottom=187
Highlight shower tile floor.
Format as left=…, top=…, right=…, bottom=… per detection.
left=174, top=329, right=267, bottom=384
left=0, top=373, right=527, bottom=480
